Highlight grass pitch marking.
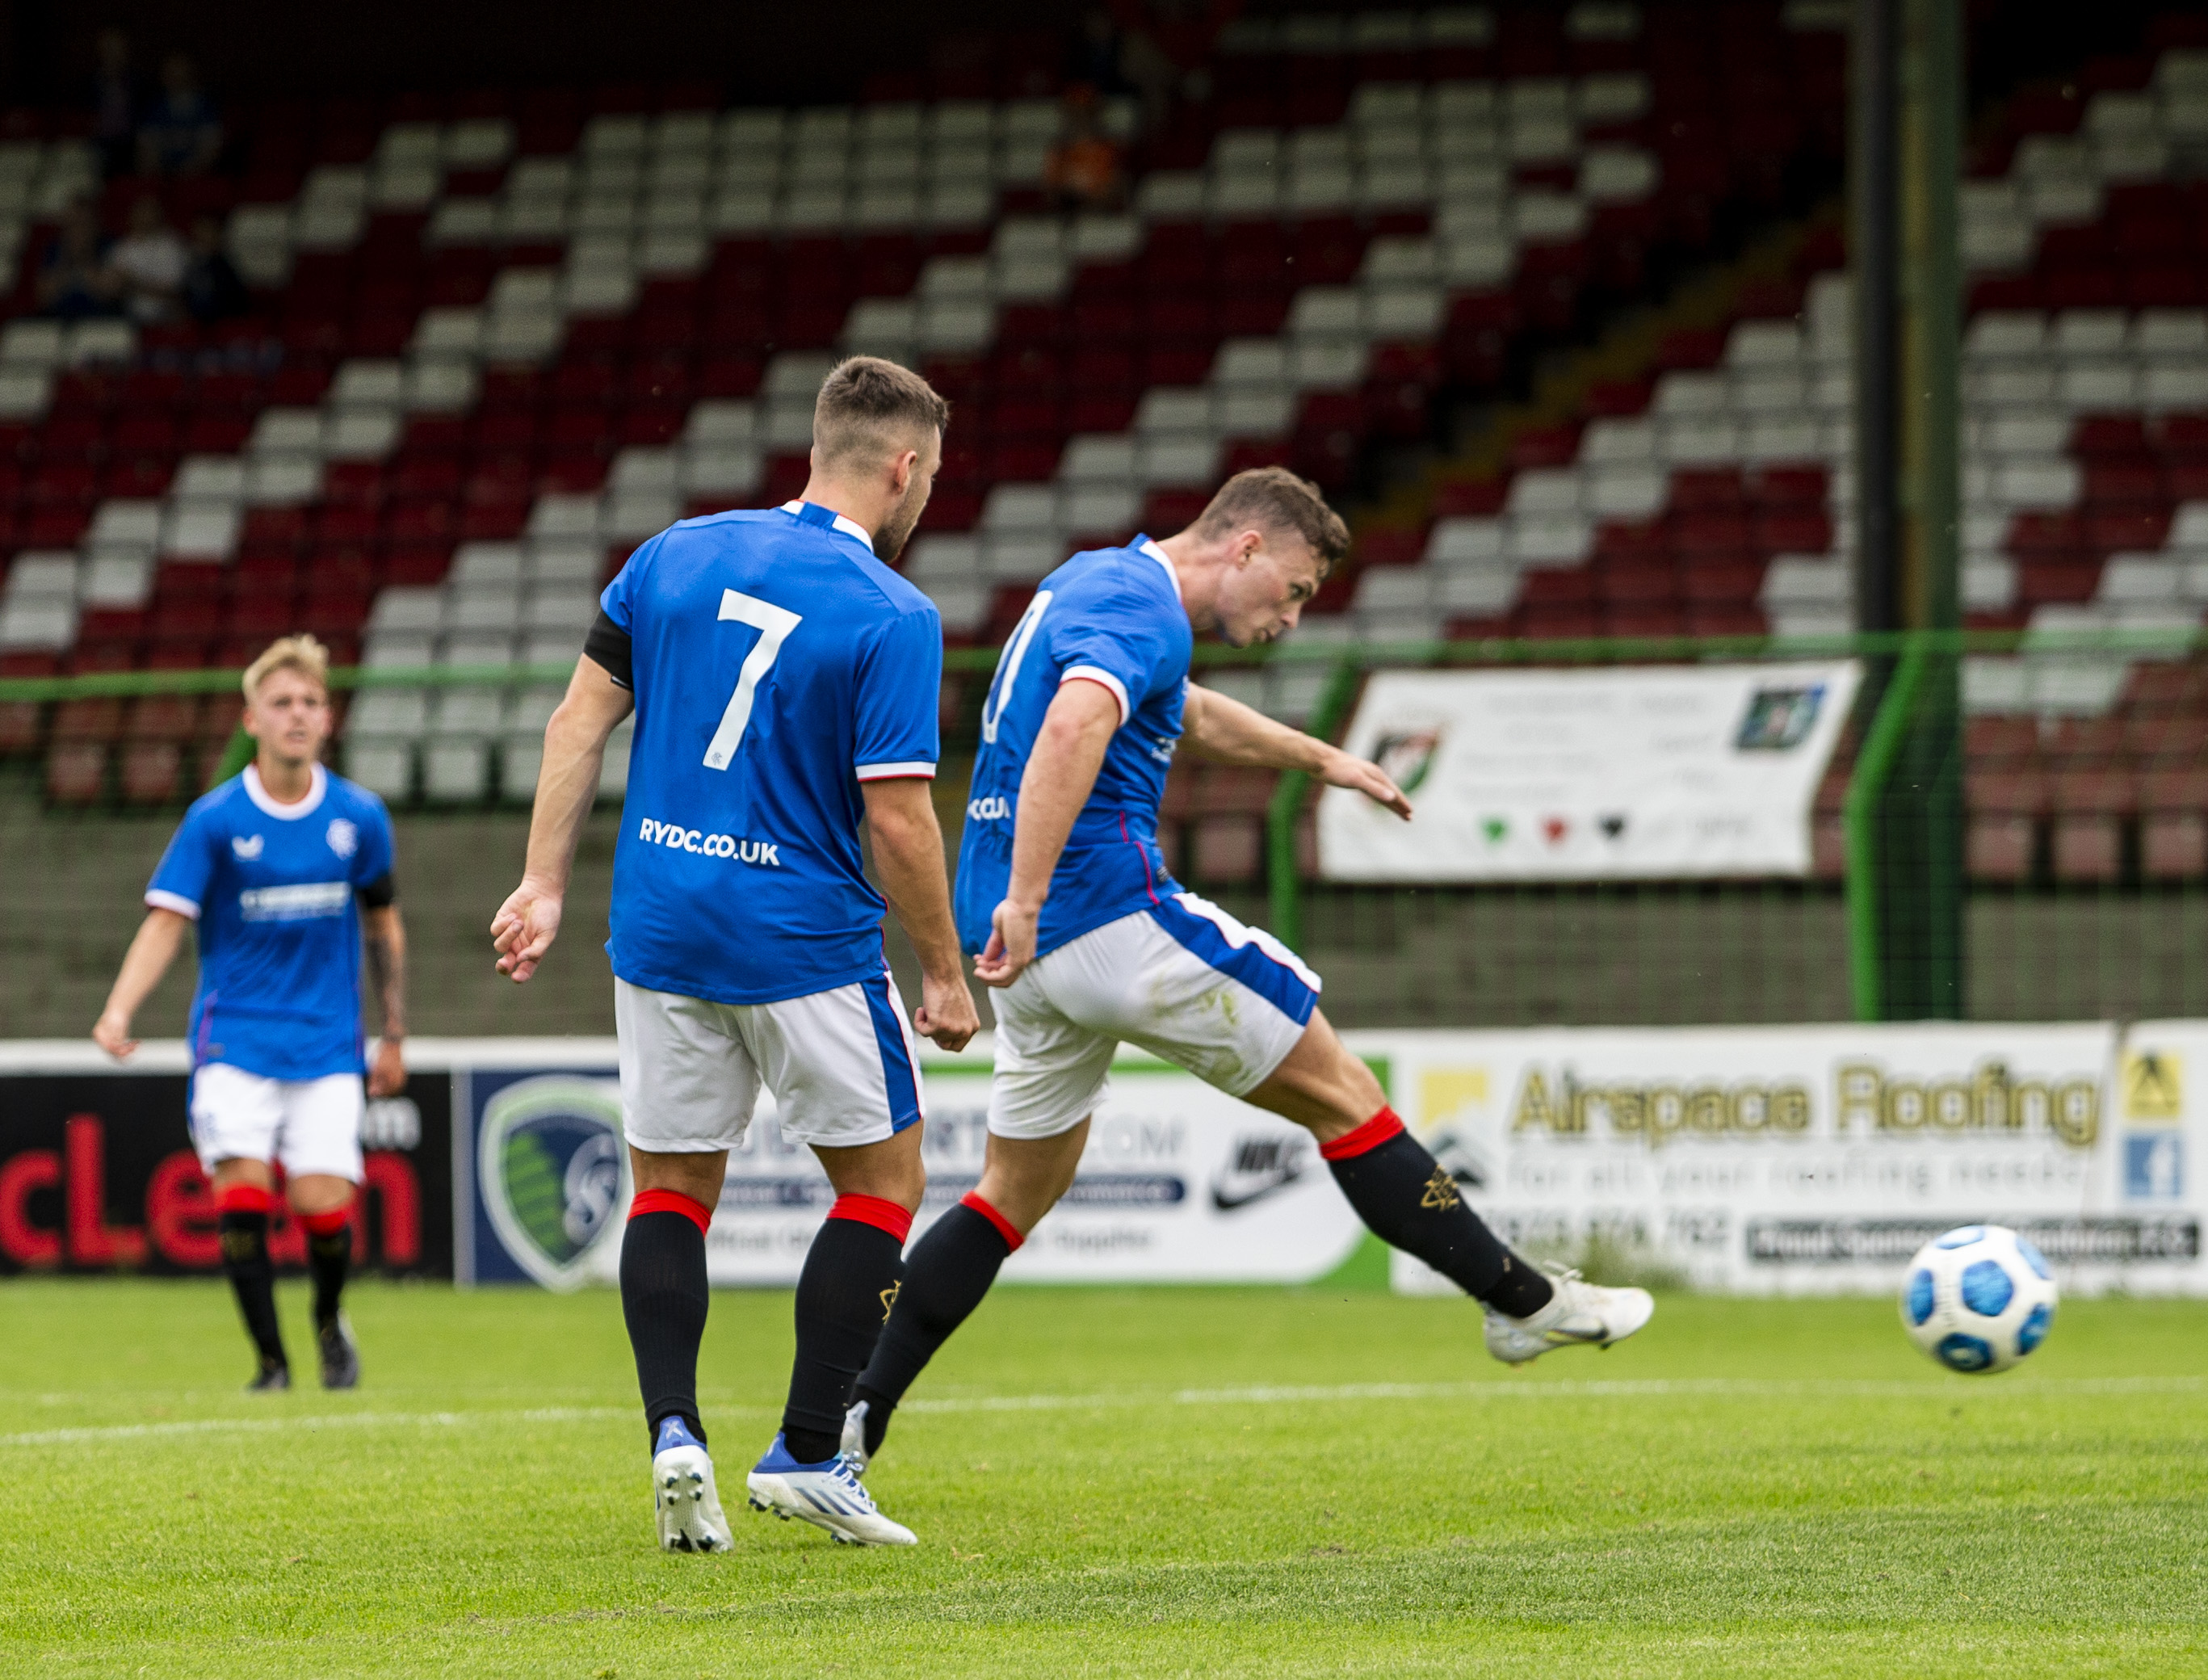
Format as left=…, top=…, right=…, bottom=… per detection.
left=6, top=1373, right=2200, bottom=1451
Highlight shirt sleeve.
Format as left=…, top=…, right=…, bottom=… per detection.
left=598, top=533, right=659, bottom=634
left=351, top=797, right=397, bottom=889
left=853, top=607, right=942, bottom=781
left=1048, top=586, right=1182, bottom=729
left=145, top=804, right=218, bottom=920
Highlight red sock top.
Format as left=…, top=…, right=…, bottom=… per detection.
left=959, top=1191, right=1024, bottom=1252
left=828, top=1193, right=913, bottom=1245
left=300, top=1208, right=350, bottom=1237
left=630, top=1188, right=713, bottom=1236
left=215, top=1184, right=273, bottom=1216
left=1319, top=1106, right=1407, bottom=1161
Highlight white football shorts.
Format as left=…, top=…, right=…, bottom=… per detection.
left=988, top=892, right=1321, bottom=1140
left=188, top=1062, right=367, bottom=1181
left=615, top=972, right=926, bottom=1153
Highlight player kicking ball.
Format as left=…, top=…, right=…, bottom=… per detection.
left=93, top=636, right=408, bottom=1392
left=842, top=468, right=1655, bottom=1477
left=492, top=358, right=978, bottom=1553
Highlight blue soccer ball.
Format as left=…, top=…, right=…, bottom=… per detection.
left=1899, top=1224, right=2059, bottom=1375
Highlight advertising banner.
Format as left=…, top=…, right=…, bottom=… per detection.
left=447, top=1040, right=1367, bottom=1288
left=1378, top=1023, right=2204, bottom=1296
left=1317, top=662, right=1860, bottom=881
left=0, top=1041, right=451, bottom=1277
left=704, top=1054, right=1367, bottom=1287
left=14, top=1023, right=2202, bottom=1296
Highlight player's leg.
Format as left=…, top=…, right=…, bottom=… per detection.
left=1141, top=894, right=1653, bottom=1362
left=846, top=1121, right=1089, bottom=1468
left=849, top=956, right=1116, bottom=1468
left=276, top=1073, right=368, bottom=1389
left=191, top=1065, right=291, bottom=1388
left=613, top=979, right=753, bottom=1552
left=738, top=971, right=932, bottom=1545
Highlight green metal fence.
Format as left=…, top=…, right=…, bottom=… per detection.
left=2, top=628, right=2201, bottom=1040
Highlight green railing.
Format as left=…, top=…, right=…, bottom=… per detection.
left=3, top=628, right=2196, bottom=1038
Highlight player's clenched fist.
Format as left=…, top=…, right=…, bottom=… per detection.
left=490, top=877, right=564, bottom=983
left=913, top=968, right=980, bottom=1051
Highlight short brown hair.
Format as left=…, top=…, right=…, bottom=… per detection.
left=813, top=355, right=951, bottom=470
left=1190, top=467, right=1352, bottom=573
left=241, top=634, right=330, bottom=702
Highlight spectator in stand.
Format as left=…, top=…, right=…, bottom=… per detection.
left=137, top=52, right=223, bottom=178
left=37, top=197, right=121, bottom=319
left=1044, top=87, right=1125, bottom=212
left=107, top=195, right=191, bottom=323
left=91, top=27, right=138, bottom=181
left=181, top=212, right=250, bottom=322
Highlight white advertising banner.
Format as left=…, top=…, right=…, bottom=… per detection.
left=1317, top=662, right=1861, bottom=880
left=1378, top=1023, right=2205, bottom=1296
left=704, top=1051, right=1367, bottom=1286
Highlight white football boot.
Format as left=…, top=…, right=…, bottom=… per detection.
left=1483, top=1265, right=1656, bottom=1367
left=746, top=1433, right=917, bottom=1547
left=650, top=1417, right=732, bottom=1553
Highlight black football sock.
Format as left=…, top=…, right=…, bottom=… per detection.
left=216, top=1191, right=288, bottom=1370
left=304, top=1210, right=351, bottom=1332
left=851, top=1195, right=1021, bottom=1460
left=780, top=1195, right=911, bottom=1464
left=1323, top=1109, right=1555, bottom=1319
left=621, top=1192, right=713, bottom=1449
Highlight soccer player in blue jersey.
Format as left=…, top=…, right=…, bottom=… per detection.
left=843, top=468, right=1656, bottom=1475
left=94, top=636, right=408, bottom=1392
left=491, top=357, right=979, bottom=1552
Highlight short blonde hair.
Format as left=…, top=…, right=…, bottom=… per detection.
left=241, top=634, right=331, bottom=703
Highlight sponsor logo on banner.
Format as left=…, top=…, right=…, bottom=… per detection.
left=475, top=1075, right=629, bottom=1292
left=1319, top=662, right=1861, bottom=881
left=1209, top=1132, right=1316, bottom=1211
left=1380, top=1022, right=2206, bottom=1296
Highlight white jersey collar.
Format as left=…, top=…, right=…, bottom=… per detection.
left=780, top=499, right=875, bottom=548
left=1139, top=537, right=1182, bottom=600
left=243, top=762, right=328, bottom=821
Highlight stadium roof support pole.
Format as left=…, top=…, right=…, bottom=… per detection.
left=1845, top=0, right=1967, bottom=1021
left=1266, top=658, right=1362, bottom=954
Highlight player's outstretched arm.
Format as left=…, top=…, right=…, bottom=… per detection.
left=492, top=656, right=633, bottom=984
left=1182, top=682, right=1413, bottom=821
left=362, top=903, right=409, bottom=1096
left=91, top=908, right=191, bottom=1060
left=861, top=778, right=980, bottom=1051
left=975, top=677, right=1120, bottom=989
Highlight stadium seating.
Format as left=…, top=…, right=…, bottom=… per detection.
left=1334, top=32, right=2208, bottom=884
left=0, top=1, right=1848, bottom=821
left=14, top=2, right=2204, bottom=897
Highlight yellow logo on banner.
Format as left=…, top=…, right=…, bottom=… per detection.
left=1420, top=1069, right=1489, bottom=1131
left=2123, top=1051, right=2183, bottom=1123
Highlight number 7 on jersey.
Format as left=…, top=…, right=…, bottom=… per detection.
left=703, top=589, right=803, bottom=770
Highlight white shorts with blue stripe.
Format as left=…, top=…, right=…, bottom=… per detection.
left=614, top=973, right=925, bottom=1153
left=986, top=892, right=1322, bottom=1140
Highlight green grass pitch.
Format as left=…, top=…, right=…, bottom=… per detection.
left=2, top=1278, right=2204, bottom=1678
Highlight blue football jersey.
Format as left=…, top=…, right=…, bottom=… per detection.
left=599, top=500, right=943, bottom=1005
left=145, top=763, right=396, bottom=1080
left=955, top=537, right=1191, bottom=957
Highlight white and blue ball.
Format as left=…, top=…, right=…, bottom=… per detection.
left=1899, top=1224, right=2059, bottom=1374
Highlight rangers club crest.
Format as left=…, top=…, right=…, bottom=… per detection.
left=477, top=1075, right=631, bottom=1291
